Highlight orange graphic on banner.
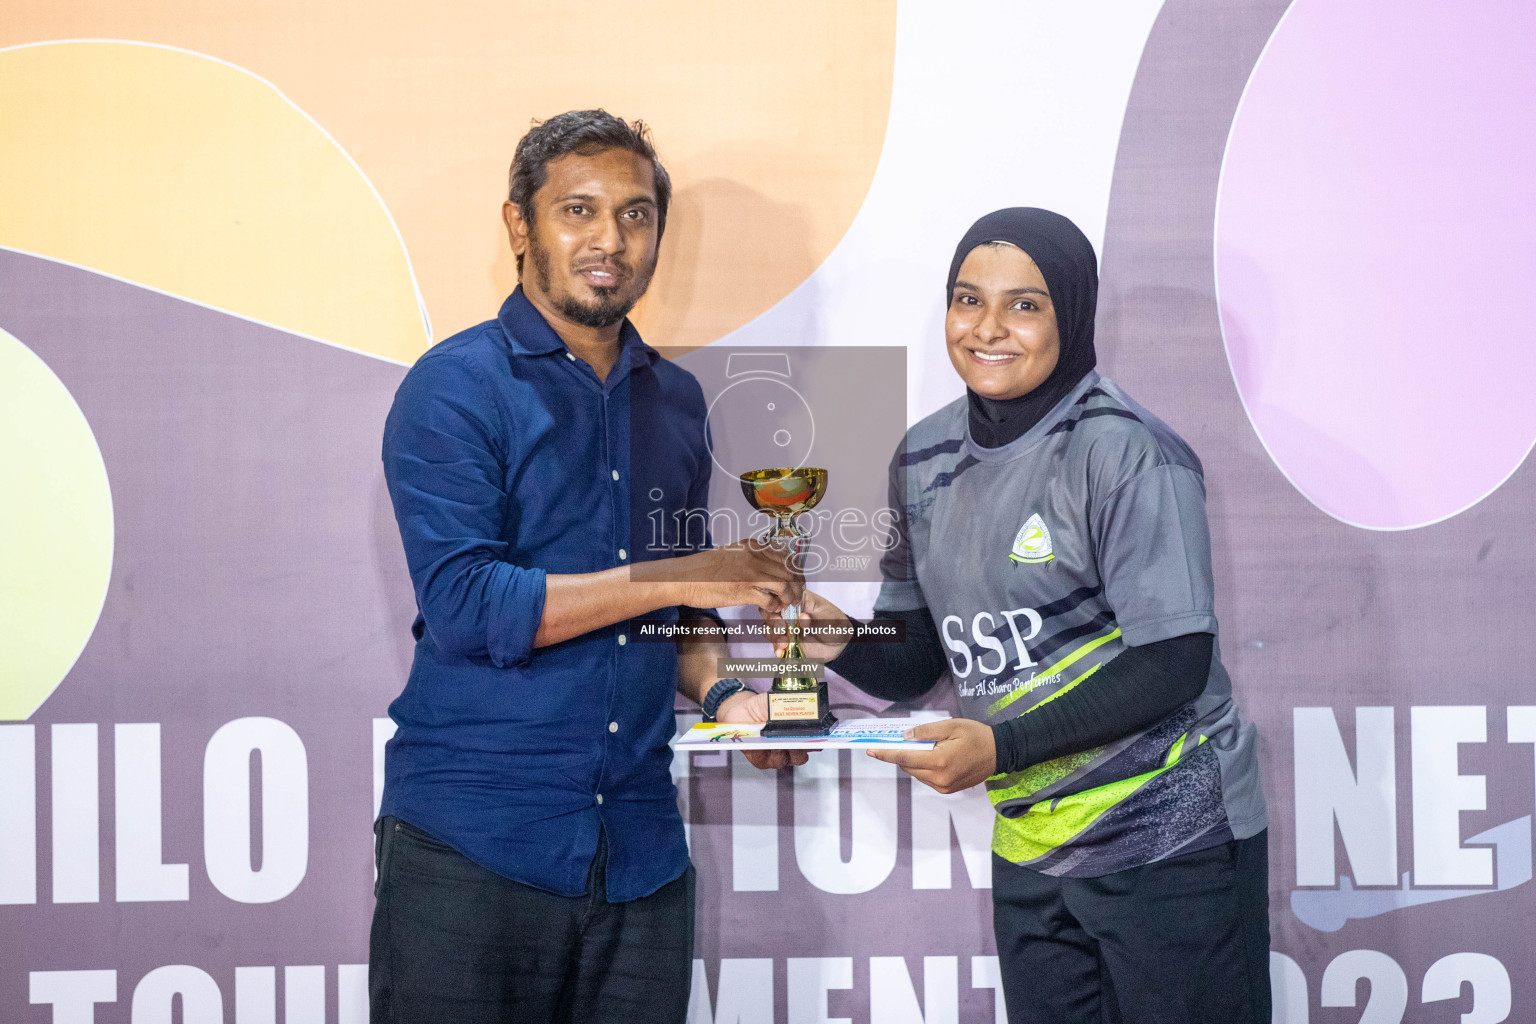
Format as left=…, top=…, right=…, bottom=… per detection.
left=0, top=41, right=429, bottom=362
left=1, top=2, right=896, bottom=354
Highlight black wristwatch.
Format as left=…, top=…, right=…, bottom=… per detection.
left=702, top=678, right=752, bottom=722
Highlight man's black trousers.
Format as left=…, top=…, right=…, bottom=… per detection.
left=993, top=831, right=1271, bottom=1024
left=369, top=816, right=694, bottom=1024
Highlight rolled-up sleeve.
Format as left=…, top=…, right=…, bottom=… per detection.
left=382, top=353, right=547, bottom=666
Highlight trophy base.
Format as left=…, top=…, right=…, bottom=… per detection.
left=762, top=713, right=838, bottom=738
left=762, top=682, right=837, bottom=738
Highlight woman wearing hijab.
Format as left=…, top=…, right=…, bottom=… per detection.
left=784, top=209, right=1270, bottom=1022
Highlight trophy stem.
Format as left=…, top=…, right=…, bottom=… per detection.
left=773, top=605, right=815, bottom=692
left=781, top=606, right=804, bottom=657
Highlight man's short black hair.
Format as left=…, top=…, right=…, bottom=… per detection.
left=507, top=109, right=672, bottom=274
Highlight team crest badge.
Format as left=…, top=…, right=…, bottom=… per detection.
left=1009, top=513, right=1054, bottom=565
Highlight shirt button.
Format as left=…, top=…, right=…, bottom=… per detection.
left=609, top=721, right=618, bottom=733
left=611, top=470, right=620, bottom=481
left=595, top=794, right=604, bottom=805
left=618, top=634, right=627, bottom=646
left=565, top=351, right=577, bottom=361
left=618, top=548, right=628, bottom=560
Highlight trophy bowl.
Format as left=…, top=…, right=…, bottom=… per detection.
left=739, top=467, right=828, bottom=530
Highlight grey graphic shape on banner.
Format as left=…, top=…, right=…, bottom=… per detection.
left=706, top=353, right=816, bottom=478
left=1290, top=816, right=1532, bottom=932
left=1106, top=0, right=1536, bottom=1009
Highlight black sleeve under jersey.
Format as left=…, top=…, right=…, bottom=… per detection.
left=828, top=611, right=1212, bottom=770
left=990, top=631, right=1213, bottom=774
left=826, top=608, right=948, bottom=703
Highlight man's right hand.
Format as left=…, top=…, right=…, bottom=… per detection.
left=672, top=540, right=803, bottom=614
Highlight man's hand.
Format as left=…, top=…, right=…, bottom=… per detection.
left=672, top=540, right=804, bottom=614
left=716, top=689, right=809, bottom=770
left=866, top=718, right=996, bottom=794
left=763, top=588, right=854, bottom=661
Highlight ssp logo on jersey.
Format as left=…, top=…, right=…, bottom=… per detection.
left=1009, top=512, right=1054, bottom=565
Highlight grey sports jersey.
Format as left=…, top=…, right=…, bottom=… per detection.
left=876, top=372, right=1266, bottom=877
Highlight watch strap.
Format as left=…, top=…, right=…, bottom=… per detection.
left=702, top=678, right=751, bottom=722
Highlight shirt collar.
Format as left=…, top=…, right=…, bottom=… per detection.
left=496, top=286, right=659, bottom=368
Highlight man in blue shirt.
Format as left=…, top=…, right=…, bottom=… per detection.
left=370, top=110, right=798, bottom=1024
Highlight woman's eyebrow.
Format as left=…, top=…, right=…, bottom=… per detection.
left=952, top=280, right=1049, bottom=298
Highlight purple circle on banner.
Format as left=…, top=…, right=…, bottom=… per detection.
left=1215, top=0, right=1536, bottom=530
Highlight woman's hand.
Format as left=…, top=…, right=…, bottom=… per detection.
left=866, top=718, right=997, bottom=794
left=715, top=689, right=809, bottom=769
left=763, top=588, right=855, bottom=661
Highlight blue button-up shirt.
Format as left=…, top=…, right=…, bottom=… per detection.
left=379, top=287, right=709, bottom=901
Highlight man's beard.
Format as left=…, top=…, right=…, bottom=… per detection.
left=530, top=241, right=651, bottom=330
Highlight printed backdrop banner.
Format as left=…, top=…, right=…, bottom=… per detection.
left=3, top=1, right=1535, bottom=1022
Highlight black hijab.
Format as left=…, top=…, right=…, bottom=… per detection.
left=946, top=208, right=1099, bottom=448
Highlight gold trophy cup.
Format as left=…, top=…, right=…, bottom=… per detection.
left=740, top=467, right=837, bottom=737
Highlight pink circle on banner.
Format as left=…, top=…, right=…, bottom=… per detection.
left=1215, top=0, right=1536, bottom=530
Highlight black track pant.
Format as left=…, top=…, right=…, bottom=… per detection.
left=993, top=832, right=1271, bottom=1024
